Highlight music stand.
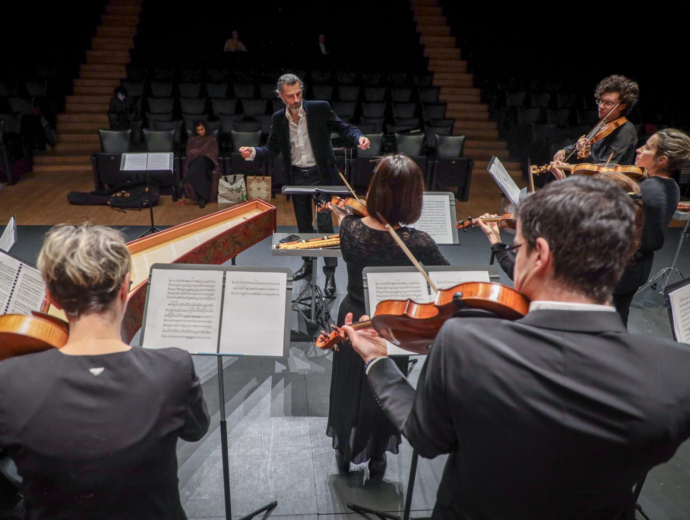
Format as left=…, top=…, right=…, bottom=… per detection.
left=637, top=209, right=690, bottom=295
left=120, top=153, right=174, bottom=237
left=140, top=264, right=292, bottom=520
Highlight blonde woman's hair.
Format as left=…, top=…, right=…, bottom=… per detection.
left=37, top=224, right=132, bottom=317
left=654, top=128, right=690, bottom=173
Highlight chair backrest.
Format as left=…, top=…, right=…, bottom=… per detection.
left=338, top=85, right=360, bottom=101
left=517, top=107, right=543, bottom=125
left=337, top=71, right=356, bottom=84
left=395, top=133, right=425, bottom=156
left=233, top=83, right=255, bottom=99
left=392, top=103, right=416, bottom=119
left=142, top=128, right=175, bottom=152
left=178, top=82, right=201, bottom=98
left=391, top=88, right=413, bottom=103
left=241, top=99, right=267, bottom=116
left=362, top=72, right=382, bottom=86
left=312, top=85, right=334, bottom=101
left=208, top=69, right=230, bottom=82
left=147, top=97, right=174, bottom=114
left=259, top=83, right=276, bottom=99
left=230, top=130, right=262, bottom=151
left=354, top=122, right=376, bottom=133
left=233, top=120, right=261, bottom=132
left=364, top=87, right=386, bottom=102
left=150, top=81, right=173, bottom=97
left=207, top=83, right=229, bottom=99
left=332, top=101, right=356, bottom=118
left=146, top=112, right=173, bottom=125
left=530, top=92, right=551, bottom=108
left=219, top=114, right=244, bottom=133
left=425, top=126, right=452, bottom=149
left=311, top=70, right=332, bottom=84
left=418, top=87, right=440, bottom=104
left=99, top=129, right=132, bottom=154
left=429, top=118, right=455, bottom=128
left=360, top=116, right=385, bottom=133
left=388, top=72, right=408, bottom=86
left=358, top=133, right=383, bottom=156
left=186, top=128, right=220, bottom=141
left=121, top=80, right=144, bottom=97
left=422, top=103, right=447, bottom=121
left=361, top=102, right=386, bottom=118
left=394, top=117, right=420, bottom=128
left=212, top=98, right=237, bottom=115
left=386, top=123, right=415, bottom=135
left=151, top=120, right=183, bottom=145
left=9, top=98, right=33, bottom=115
left=180, top=98, right=206, bottom=115
left=436, top=134, right=466, bottom=158
left=256, top=114, right=273, bottom=135
left=506, top=91, right=527, bottom=107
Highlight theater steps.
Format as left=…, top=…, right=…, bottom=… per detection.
left=33, top=0, right=141, bottom=175
left=411, top=0, right=521, bottom=176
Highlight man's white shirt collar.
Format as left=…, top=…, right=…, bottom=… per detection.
left=528, top=301, right=615, bottom=312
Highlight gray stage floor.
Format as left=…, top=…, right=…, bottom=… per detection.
left=7, top=224, right=690, bottom=519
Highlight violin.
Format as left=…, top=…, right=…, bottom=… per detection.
left=456, top=213, right=517, bottom=231
left=316, top=281, right=530, bottom=354
left=317, top=197, right=369, bottom=217
left=0, top=311, right=69, bottom=361
left=576, top=106, right=626, bottom=160
left=678, top=203, right=690, bottom=212
left=531, top=162, right=647, bottom=182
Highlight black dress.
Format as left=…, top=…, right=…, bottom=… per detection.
left=327, top=215, right=449, bottom=464
left=0, top=347, right=210, bottom=520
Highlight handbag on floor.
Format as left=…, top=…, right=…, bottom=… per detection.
left=217, top=175, right=247, bottom=204
left=246, top=175, right=272, bottom=202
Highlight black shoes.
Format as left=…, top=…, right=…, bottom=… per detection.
left=368, top=453, right=387, bottom=478
left=335, top=450, right=350, bottom=474
left=325, top=274, right=336, bottom=297
left=198, top=197, right=207, bottom=209
left=293, top=262, right=313, bottom=281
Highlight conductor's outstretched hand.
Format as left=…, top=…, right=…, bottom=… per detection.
left=358, top=136, right=370, bottom=150
left=239, top=147, right=253, bottom=159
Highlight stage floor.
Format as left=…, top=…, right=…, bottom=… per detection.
left=6, top=224, right=690, bottom=519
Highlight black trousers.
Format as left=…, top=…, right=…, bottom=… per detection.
left=291, top=166, right=337, bottom=274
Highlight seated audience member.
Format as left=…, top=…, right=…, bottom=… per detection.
left=183, top=120, right=221, bottom=208
left=344, top=176, right=690, bottom=520
left=0, top=224, right=210, bottom=520
left=224, top=30, right=247, bottom=52
left=108, top=86, right=137, bottom=131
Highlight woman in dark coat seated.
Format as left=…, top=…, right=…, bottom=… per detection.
left=183, top=120, right=222, bottom=208
left=0, top=224, right=210, bottom=520
left=108, top=86, right=137, bottom=130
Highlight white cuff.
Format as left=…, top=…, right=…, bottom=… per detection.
left=365, top=357, right=386, bottom=375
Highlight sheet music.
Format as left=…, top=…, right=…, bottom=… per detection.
left=122, top=153, right=148, bottom=171
left=147, top=153, right=173, bottom=171
left=429, top=270, right=491, bottom=297
left=142, top=269, right=224, bottom=353
left=488, top=157, right=521, bottom=205
left=0, top=252, right=21, bottom=313
left=6, top=266, right=45, bottom=315
left=219, top=271, right=287, bottom=356
left=669, top=284, right=690, bottom=344
left=366, top=271, right=429, bottom=355
left=412, top=194, right=454, bottom=244
left=0, top=216, right=17, bottom=253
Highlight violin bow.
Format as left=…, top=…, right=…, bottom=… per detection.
left=376, top=212, right=439, bottom=293
left=604, top=150, right=615, bottom=167
left=564, top=102, right=621, bottom=163
left=338, top=171, right=362, bottom=203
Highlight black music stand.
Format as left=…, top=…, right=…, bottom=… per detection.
left=118, top=169, right=170, bottom=237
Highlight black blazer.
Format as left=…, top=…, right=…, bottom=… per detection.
left=254, top=99, right=362, bottom=184
left=367, top=310, right=690, bottom=519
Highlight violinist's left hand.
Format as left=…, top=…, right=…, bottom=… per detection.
left=550, top=162, right=567, bottom=181
left=342, top=312, right=388, bottom=364
left=476, top=214, right=502, bottom=245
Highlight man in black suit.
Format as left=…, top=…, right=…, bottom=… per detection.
left=240, top=74, right=369, bottom=296
left=343, top=176, right=690, bottom=520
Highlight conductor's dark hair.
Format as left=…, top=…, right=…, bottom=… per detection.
left=517, top=175, right=636, bottom=304
left=595, top=75, right=639, bottom=116
left=113, top=86, right=127, bottom=97
left=367, top=154, right=425, bottom=226
left=276, top=74, right=304, bottom=97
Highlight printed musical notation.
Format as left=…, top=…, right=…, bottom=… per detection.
left=669, top=283, right=690, bottom=344
left=143, top=269, right=224, bottom=351
left=411, top=194, right=454, bottom=245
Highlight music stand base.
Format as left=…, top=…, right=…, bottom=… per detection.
left=237, top=501, right=278, bottom=520
left=139, top=205, right=161, bottom=238
left=636, top=267, right=684, bottom=296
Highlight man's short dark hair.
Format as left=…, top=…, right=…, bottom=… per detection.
left=595, top=75, right=639, bottom=116
left=113, top=86, right=127, bottom=97
left=517, top=176, right=636, bottom=303
left=366, top=154, right=424, bottom=226
left=276, top=74, right=304, bottom=97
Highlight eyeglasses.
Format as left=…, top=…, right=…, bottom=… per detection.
left=504, top=243, right=523, bottom=253
left=596, top=99, right=619, bottom=108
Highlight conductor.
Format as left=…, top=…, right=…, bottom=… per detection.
left=240, top=74, right=370, bottom=297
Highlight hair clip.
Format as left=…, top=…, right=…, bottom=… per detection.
left=628, top=193, right=643, bottom=202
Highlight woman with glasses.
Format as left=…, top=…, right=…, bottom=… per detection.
left=553, top=75, right=639, bottom=165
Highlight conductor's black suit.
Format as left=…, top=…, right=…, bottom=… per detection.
left=366, top=309, right=690, bottom=519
